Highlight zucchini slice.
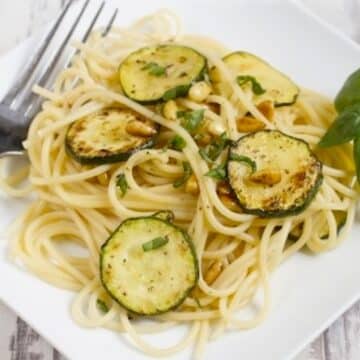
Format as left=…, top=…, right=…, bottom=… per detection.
left=100, top=216, right=198, bottom=315
left=211, top=51, right=299, bottom=106
left=119, top=45, right=207, bottom=103
left=228, top=130, right=322, bottom=217
left=153, top=210, right=175, bottom=223
left=65, top=108, right=158, bottom=165
left=289, top=211, right=346, bottom=240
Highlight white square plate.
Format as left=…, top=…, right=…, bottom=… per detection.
left=1, top=1, right=360, bottom=359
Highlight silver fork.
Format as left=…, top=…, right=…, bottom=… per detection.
left=0, top=0, right=118, bottom=157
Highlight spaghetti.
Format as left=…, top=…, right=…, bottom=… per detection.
left=2, top=10, right=357, bottom=359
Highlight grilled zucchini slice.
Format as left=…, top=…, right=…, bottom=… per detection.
left=100, top=216, right=198, bottom=315
left=65, top=108, right=158, bottom=165
left=119, top=45, right=207, bottom=103
left=228, top=130, right=322, bottom=217
left=211, top=51, right=299, bottom=106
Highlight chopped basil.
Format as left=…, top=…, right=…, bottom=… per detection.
left=173, top=161, right=192, bottom=188
left=97, top=299, right=109, bottom=313
left=229, top=153, right=257, bottom=173
left=116, top=173, right=128, bottom=197
left=162, top=85, right=189, bottom=101
left=205, top=162, right=227, bottom=181
left=142, top=62, right=166, bottom=77
left=237, top=75, right=266, bottom=95
left=199, top=148, right=214, bottom=163
left=199, top=132, right=231, bottom=162
left=177, top=109, right=205, bottom=134
left=142, top=236, right=169, bottom=251
left=169, top=135, right=186, bottom=151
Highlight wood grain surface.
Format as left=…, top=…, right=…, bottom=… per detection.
left=0, top=1, right=359, bottom=359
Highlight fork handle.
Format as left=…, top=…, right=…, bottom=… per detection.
left=0, top=105, right=28, bottom=153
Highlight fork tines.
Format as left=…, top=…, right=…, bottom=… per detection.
left=1, top=0, right=118, bottom=121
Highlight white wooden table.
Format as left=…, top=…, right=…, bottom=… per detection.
left=0, top=1, right=359, bottom=359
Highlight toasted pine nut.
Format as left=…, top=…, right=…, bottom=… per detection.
left=188, top=81, right=212, bottom=103
left=249, top=169, right=282, bottom=185
left=126, top=120, right=157, bottom=137
left=207, top=120, right=226, bottom=136
left=219, top=194, right=242, bottom=212
left=257, top=100, right=274, bottom=121
left=216, top=181, right=232, bottom=196
left=162, top=100, right=178, bottom=121
left=196, top=133, right=212, bottom=146
left=97, top=172, right=109, bottom=186
left=185, top=174, right=199, bottom=195
left=204, top=260, right=223, bottom=285
left=236, top=115, right=265, bottom=133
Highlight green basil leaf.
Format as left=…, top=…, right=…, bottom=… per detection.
left=205, top=162, right=227, bottom=181
left=318, top=103, right=360, bottom=147
left=353, top=136, right=360, bottom=183
left=163, top=85, right=190, bottom=101
left=178, top=109, right=205, bottom=134
left=199, top=132, right=231, bottom=163
left=97, top=299, right=109, bottom=313
left=173, top=162, right=192, bottom=188
left=335, top=68, right=360, bottom=112
left=237, top=75, right=266, bottom=95
left=229, top=153, right=257, bottom=173
left=169, top=135, right=186, bottom=151
left=142, top=62, right=166, bottom=77
left=199, top=148, right=214, bottom=163
left=116, top=173, right=129, bottom=197
left=142, top=236, right=169, bottom=251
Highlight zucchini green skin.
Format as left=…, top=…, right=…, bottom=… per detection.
left=212, top=51, right=299, bottom=107
left=65, top=108, right=159, bottom=165
left=119, top=45, right=207, bottom=104
left=100, top=216, right=199, bottom=316
left=65, top=135, right=156, bottom=165
left=227, top=130, right=323, bottom=218
left=152, top=210, right=175, bottom=223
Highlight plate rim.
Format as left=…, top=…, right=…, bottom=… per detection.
left=1, top=1, right=360, bottom=360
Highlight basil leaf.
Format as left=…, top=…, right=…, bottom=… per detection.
left=237, top=75, right=266, bottom=95
left=353, top=136, right=360, bottom=183
left=229, top=153, right=257, bottom=173
left=318, top=103, right=360, bottom=147
left=335, top=68, right=360, bottom=112
left=142, top=62, right=166, bottom=77
left=205, top=162, right=227, bottom=181
left=169, top=135, right=186, bottom=151
left=163, top=85, right=190, bottom=101
left=199, top=132, right=231, bottom=163
left=199, top=148, right=214, bottom=163
left=142, top=236, right=169, bottom=251
left=116, top=173, right=129, bottom=197
left=173, top=162, right=192, bottom=188
left=178, top=109, right=205, bottom=134
left=97, top=299, right=109, bottom=313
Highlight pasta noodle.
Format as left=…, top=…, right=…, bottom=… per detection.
left=2, top=9, right=357, bottom=359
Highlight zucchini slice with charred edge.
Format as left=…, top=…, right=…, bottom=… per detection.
left=228, top=130, right=322, bottom=218
left=211, top=51, right=299, bottom=106
left=100, top=216, right=198, bottom=315
left=119, top=45, right=207, bottom=103
left=65, top=108, right=158, bottom=165
left=153, top=210, right=175, bottom=223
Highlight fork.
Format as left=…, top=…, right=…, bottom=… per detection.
left=0, top=0, right=118, bottom=158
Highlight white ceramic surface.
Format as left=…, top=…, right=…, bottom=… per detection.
left=1, top=1, right=360, bottom=359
